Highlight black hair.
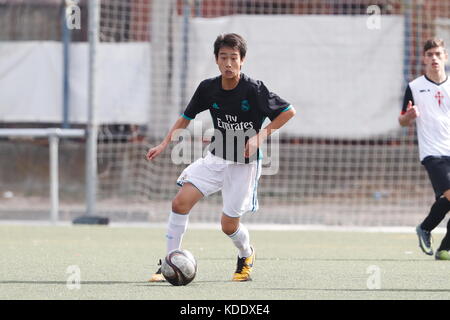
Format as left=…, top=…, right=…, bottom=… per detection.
left=214, top=33, right=247, bottom=59
left=423, top=38, right=446, bottom=54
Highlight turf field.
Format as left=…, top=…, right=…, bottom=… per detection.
left=1, top=224, right=450, bottom=300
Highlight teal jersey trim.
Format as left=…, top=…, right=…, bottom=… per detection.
left=181, top=113, right=194, bottom=120
left=281, top=105, right=292, bottom=112
left=258, top=149, right=263, bottom=160
left=251, top=158, right=261, bottom=212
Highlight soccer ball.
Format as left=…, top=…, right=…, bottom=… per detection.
left=161, top=249, right=197, bottom=286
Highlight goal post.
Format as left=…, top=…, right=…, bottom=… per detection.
left=74, top=0, right=104, bottom=225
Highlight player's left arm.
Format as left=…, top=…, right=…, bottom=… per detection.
left=244, top=106, right=296, bottom=158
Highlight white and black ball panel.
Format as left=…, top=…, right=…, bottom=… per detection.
left=161, top=249, right=197, bottom=286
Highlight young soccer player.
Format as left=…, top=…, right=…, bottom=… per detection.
left=399, top=38, right=450, bottom=260
left=146, top=33, right=295, bottom=281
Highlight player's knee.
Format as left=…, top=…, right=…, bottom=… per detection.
left=221, top=221, right=238, bottom=235
left=221, top=224, right=234, bottom=235
left=171, top=197, right=190, bottom=214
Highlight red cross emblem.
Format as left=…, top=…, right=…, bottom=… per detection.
left=435, top=91, right=444, bottom=107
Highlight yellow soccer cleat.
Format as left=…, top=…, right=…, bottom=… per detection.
left=148, top=259, right=166, bottom=282
left=232, top=247, right=255, bottom=282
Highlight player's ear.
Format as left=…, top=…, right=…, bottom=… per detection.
left=240, top=56, right=245, bottom=68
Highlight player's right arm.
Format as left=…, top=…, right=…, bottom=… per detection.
left=398, top=85, right=419, bottom=127
left=145, top=116, right=190, bottom=161
left=146, top=81, right=207, bottom=161
left=398, top=101, right=419, bottom=127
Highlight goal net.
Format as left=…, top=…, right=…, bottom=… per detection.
left=1, top=0, right=449, bottom=226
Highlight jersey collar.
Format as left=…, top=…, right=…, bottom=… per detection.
left=424, top=74, right=448, bottom=86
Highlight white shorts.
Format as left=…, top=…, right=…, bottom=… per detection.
left=176, top=152, right=262, bottom=218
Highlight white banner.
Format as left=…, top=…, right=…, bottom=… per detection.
left=0, top=41, right=151, bottom=124
left=184, top=15, right=405, bottom=138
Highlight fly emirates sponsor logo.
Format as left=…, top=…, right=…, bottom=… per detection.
left=217, top=114, right=254, bottom=131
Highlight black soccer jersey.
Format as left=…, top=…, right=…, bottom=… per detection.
left=182, top=73, right=291, bottom=163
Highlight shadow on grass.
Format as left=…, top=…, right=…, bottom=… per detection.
left=0, top=281, right=143, bottom=285
left=259, top=287, right=450, bottom=293
left=205, top=257, right=432, bottom=262
left=0, top=280, right=231, bottom=286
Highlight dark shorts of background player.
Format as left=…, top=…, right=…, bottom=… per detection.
left=422, top=156, right=450, bottom=199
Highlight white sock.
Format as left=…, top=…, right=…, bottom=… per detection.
left=228, top=223, right=252, bottom=258
left=166, top=211, right=189, bottom=253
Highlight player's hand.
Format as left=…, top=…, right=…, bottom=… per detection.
left=244, top=135, right=260, bottom=158
left=405, top=100, right=419, bottom=119
left=146, top=143, right=166, bottom=161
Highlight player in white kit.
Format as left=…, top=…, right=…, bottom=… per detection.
left=399, top=39, right=450, bottom=260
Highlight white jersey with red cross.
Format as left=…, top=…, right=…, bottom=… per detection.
left=402, top=75, right=450, bottom=161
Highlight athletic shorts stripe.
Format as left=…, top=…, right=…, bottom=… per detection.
left=251, top=158, right=260, bottom=212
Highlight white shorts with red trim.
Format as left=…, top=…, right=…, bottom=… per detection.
left=176, top=152, right=262, bottom=218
